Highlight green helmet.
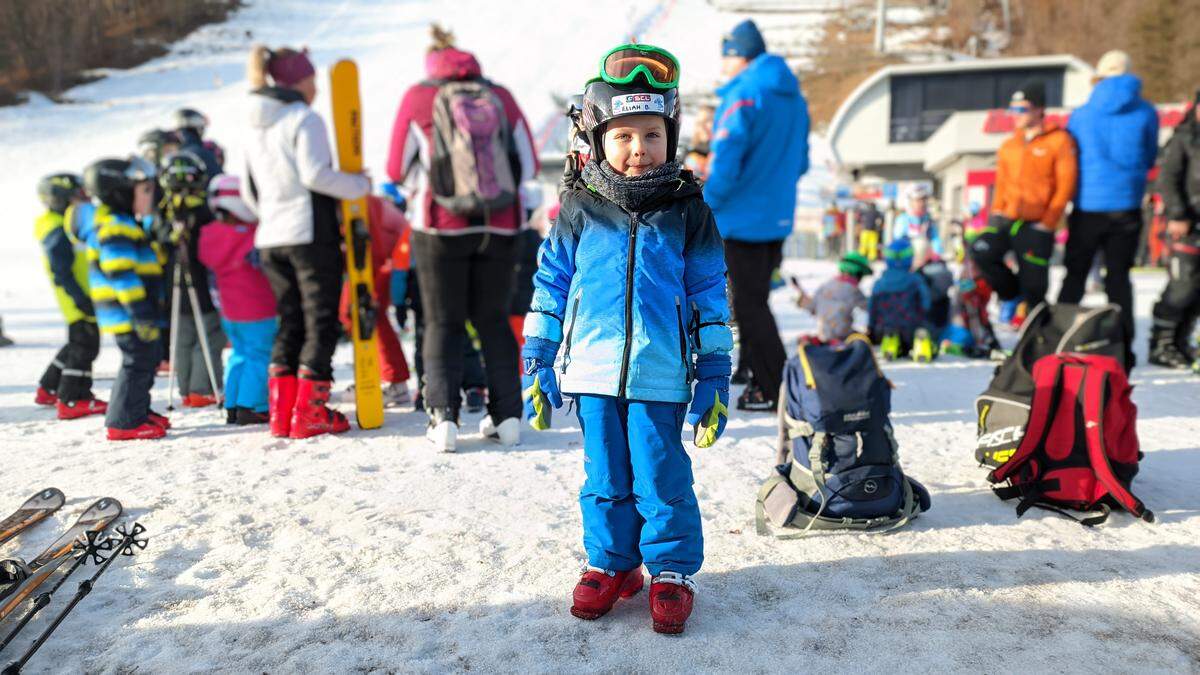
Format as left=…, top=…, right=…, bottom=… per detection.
left=838, top=251, right=873, bottom=278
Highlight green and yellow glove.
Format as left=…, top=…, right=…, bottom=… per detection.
left=686, top=353, right=731, bottom=448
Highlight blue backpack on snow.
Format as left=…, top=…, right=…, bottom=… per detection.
left=756, top=336, right=931, bottom=536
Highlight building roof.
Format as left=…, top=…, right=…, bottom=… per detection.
left=827, top=54, right=1094, bottom=168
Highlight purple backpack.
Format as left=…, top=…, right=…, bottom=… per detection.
left=428, top=80, right=518, bottom=217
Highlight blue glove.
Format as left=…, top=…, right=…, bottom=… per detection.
left=522, top=337, right=563, bottom=430
left=686, top=353, right=731, bottom=448
left=390, top=268, right=408, bottom=307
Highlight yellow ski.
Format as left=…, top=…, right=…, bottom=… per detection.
left=329, top=59, right=383, bottom=429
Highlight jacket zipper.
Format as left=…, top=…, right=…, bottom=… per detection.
left=561, top=291, right=582, bottom=374
left=617, top=213, right=639, bottom=398
left=675, top=296, right=693, bottom=384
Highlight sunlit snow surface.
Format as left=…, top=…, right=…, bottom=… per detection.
left=0, top=1, right=1198, bottom=672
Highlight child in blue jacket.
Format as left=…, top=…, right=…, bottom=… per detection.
left=869, top=238, right=932, bottom=360
left=522, top=44, right=732, bottom=635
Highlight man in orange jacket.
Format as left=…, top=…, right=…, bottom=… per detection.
left=971, top=81, right=1078, bottom=311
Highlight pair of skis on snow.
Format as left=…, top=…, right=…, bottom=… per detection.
left=0, top=489, right=146, bottom=671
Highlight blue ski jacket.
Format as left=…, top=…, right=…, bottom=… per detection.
left=1067, top=74, right=1159, bottom=212
left=705, top=53, right=810, bottom=243
left=524, top=174, right=732, bottom=403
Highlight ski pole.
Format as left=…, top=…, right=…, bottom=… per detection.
left=178, top=238, right=224, bottom=410
left=2, top=523, right=146, bottom=675
left=0, top=531, right=107, bottom=654
left=165, top=260, right=183, bottom=412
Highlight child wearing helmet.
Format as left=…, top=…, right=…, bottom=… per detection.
left=521, top=44, right=731, bottom=635
left=33, top=173, right=107, bottom=420
left=893, top=184, right=941, bottom=266
left=198, top=174, right=277, bottom=424
left=796, top=251, right=872, bottom=342
left=868, top=238, right=934, bottom=361
left=75, top=156, right=169, bottom=439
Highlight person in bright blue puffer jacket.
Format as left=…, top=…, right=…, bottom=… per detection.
left=1059, top=50, right=1159, bottom=339
left=704, top=18, right=809, bottom=412
left=522, top=47, right=732, bottom=634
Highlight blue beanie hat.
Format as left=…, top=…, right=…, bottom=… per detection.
left=884, top=238, right=914, bottom=270
left=722, top=19, right=765, bottom=59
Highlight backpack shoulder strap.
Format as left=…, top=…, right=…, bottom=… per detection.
left=989, top=356, right=1066, bottom=483
left=1081, top=366, right=1154, bottom=522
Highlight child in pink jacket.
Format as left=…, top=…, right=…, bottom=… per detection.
left=199, top=175, right=277, bottom=425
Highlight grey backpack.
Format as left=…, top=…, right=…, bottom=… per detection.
left=427, top=79, right=518, bottom=217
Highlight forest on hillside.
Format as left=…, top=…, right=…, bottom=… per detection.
left=803, top=0, right=1200, bottom=130
left=0, top=0, right=241, bottom=105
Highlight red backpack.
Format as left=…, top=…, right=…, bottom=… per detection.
left=986, top=353, right=1153, bottom=527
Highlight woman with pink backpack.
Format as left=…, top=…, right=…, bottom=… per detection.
left=386, top=25, right=539, bottom=451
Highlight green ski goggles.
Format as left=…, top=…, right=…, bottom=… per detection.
left=599, top=44, right=680, bottom=90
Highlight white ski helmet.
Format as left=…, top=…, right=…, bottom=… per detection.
left=207, top=174, right=256, bottom=223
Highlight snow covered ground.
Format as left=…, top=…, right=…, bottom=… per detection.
left=1, top=1, right=1199, bottom=672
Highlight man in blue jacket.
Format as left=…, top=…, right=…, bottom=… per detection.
left=705, top=19, right=810, bottom=411
left=1058, top=50, right=1159, bottom=339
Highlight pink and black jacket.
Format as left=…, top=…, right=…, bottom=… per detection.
left=386, top=47, right=539, bottom=236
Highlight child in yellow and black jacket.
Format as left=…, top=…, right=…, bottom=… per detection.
left=34, top=173, right=106, bottom=420
left=74, top=156, right=169, bottom=440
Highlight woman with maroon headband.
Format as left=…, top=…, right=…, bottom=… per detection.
left=240, top=45, right=370, bottom=439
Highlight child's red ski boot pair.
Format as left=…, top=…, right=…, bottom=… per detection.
left=106, top=409, right=172, bottom=441
left=570, top=567, right=695, bottom=635
left=268, top=366, right=350, bottom=439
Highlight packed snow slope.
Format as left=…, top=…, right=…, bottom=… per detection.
left=1, top=1, right=1199, bottom=673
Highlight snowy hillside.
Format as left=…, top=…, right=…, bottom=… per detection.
left=1, top=1, right=1199, bottom=672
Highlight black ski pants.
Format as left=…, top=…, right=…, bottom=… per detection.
left=724, top=239, right=787, bottom=401
left=106, top=331, right=160, bottom=430
left=411, top=231, right=519, bottom=421
left=261, top=243, right=344, bottom=381
left=970, top=215, right=1056, bottom=309
left=39, top=320, right=100, bottom=403
left=1152, top=228, right=1200, bottom=334
left=406, top=270, right=487, bottom=395
left=1058, top=209, right=1141, bottom=338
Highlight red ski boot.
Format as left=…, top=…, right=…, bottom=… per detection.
left=268, top=366, right=298, bottom=438
left=289, top=371, right=350, bottom=439
left=34, top=387, right=58, bottom=406
left=570, top=567, right=644, bottom=620
left=182, top=393, right=218, bottom=408
left=107, top=422, right=166, bottom=440
left=148, top=410, right=172, bottom=429
left=649, top=572, right=695, bottom=635
left=56, top=398, right=107, bottom=420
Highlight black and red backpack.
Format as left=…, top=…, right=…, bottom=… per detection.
left=986, top=353, right=1153, bottom=527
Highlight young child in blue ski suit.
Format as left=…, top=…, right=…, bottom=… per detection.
left=521, top=43, right=731, bottom=635
left=869, top=238, right=931, bottom=358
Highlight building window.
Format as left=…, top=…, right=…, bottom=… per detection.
left=889, top=67, right=1065, bottom=143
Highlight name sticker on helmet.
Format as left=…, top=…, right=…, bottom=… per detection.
left=611, top=93, right=665, bottom=115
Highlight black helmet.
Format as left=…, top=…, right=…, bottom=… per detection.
left=138, top=129, right=179, bottom=166
left=37, top=173, right=86, bottom=214
left=83, top=156, right=157, bottom=215
left=580, top=79, right=681, bottom=162
left=174, top=108, right=208, bottom=137
left=159, top=150, right=208, bottom=195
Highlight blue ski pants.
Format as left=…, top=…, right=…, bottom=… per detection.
left=576, top=395, right=703, bottom=577
left=222, top=318, right=276, bottom=413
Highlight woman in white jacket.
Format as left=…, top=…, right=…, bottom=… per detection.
left=240, top=45, right=369, bottom=440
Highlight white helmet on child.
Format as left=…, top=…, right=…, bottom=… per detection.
left=906, top=184, right=930, bottom=201
left=207, top=174, right=256, bottom=223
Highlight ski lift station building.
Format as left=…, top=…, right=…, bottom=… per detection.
left=828, top=55, right=1094, bottom=219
